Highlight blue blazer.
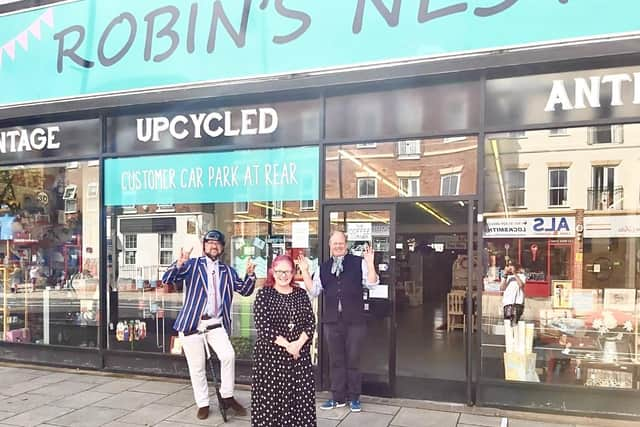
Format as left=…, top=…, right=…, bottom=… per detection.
left=162, top=256, right=255, bottom=334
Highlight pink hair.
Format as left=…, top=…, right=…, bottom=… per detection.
left=264, top=255, right=298, bottom=288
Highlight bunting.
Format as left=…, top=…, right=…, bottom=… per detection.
left=0, top=8, right=54, bottom=70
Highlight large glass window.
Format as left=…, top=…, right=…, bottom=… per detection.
left=548, top=168, right=568, bottom=207
left=482, top=124, right=640, bottom=390
left=105, top=147, right=319, bottom=362
left=0, top=161, right=100, bottom=347
left=325, top=137, right=477, bottom=199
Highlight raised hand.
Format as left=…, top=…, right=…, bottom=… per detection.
left=176, top=247, right=193, bottom=268
left=246, top=257, right=256, bottom=276
left=297, top=254, right=309, bottom=275
left=363, top=243, right=375, bottom=265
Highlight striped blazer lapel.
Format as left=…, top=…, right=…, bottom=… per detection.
left=219, top=264, right=230, bottom=308
left=196, top=258, right=208, bottom=297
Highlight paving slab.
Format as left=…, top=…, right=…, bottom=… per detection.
left=165, top=405, right=227, bottom=426
left=28, top=380, right=95, bottom=397
left=317, top=419, right=340, bottom=427
left=315, top=403, right=350, bottom=421
left=0, top=411, right=15, bottom=422
left=51, top=390, right=114, bottom=409
left=129, top=381, right=188, bottom=395
left=360, top=402, right=401, bottom=415
left=154, top=388, right=197, bottom=408
left=506, top=420, right=574, bottom=427
left=47, top=406, right=130, bottom=427
left=90, top=379, right=147, bottom=394
left=115, top=403, right=184, bottom=426
left=0, top=405, right=71, bottom=427
left=340, top=411, right=395, bottom=427
left=93, top=390, right=162, bottom=411
left=391, top=407, right=460, bottom=427
left=0, top=393, right=52, bottom=414
left=458, top=413, right=503, bottom=427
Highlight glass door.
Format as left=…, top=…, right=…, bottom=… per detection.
left=322, top=204, right=396, bottom=396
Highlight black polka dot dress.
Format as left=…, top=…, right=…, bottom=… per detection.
left=251, top=286, right=317, bottom=427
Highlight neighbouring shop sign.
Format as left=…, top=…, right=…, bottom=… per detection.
left=104, top=146, right=318, bottom=206
left=2, top=1, right=640, bottom=107
left=584, top=215, right=640, bottom=238
left=484, top=216, right=575, bottom=238
left=487, top=65, right=640, bottom=129
left=0, top=119, right=100, bottom=164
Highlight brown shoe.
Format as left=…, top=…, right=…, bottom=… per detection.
left=222, top=397, right=247, bottom=417
left=196, top=406, right=209, bottom=419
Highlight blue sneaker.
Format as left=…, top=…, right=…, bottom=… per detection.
left=349, top=400, right=362, bottom=412
left=320, top=399, right=346, bottom=410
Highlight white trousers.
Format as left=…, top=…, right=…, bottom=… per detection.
left=180, top=319, right=235, bottom=408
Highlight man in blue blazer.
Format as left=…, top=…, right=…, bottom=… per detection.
left=162, top=229, right=255, bottom=420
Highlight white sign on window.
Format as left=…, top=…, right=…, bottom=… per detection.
left=347, top=222, right=372, bottom=241
left=291, top=222, right=309, bottom=248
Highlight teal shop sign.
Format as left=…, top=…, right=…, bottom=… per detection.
left=1, top=0, right=640, bottom=107
left=104, top=146, right=319, bottom=206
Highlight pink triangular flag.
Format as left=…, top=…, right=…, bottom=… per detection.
left=28, top=19, right=42, bottom=40
left=16, top=31, right=29, bottom=51
left=3, top=40, right=15, bottom=60
left=40, top=8, right=54, bottom=28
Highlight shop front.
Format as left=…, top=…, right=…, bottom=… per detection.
left=2, top=0, right=640, bottom=419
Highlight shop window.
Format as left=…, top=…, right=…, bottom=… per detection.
left=397, top=140, right=421, bottom=159
left=356, top=142, right=377, bottom=148
left=399, top=177, right=420, bottom=197
left=443, top=136, right=467, bottom=143
left=271, top=201, right=284, bottom=218
left=548, top=168, right=568, bottom=207
left=440, top=174, right=460, bottom=196
left=300, top=200, right=316, bottom=211
left=505, top=170, right=526, bottom=208
left=589, top=166, right=622, bottom=210
left=588, top=125, right=623, bottom=144
left=124, top=234, right=137, bottom=265
left=549, top=128, right=569, bottom=136
left=326, top=138, right=477, bottom=199
left=234, top=201, right=249, bottom=213
left=156, top=204, right=175, bottom=213
left=159, top=233, right=173, bottom=265
left=507, top=130, right=526, bottom=139
left=357, top=177, right=377, bottom=198
left=0, top=161, right=100, bottom=348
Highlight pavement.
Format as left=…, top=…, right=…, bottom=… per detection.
left=0, top=363, right=638, bottom=427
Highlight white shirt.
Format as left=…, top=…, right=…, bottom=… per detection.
left=502, top=273, right=526, bottom=305
left=204, top=257, right=223, bottom=321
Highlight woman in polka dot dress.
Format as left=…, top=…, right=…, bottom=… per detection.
left=251, top=254, right=317, bottom=426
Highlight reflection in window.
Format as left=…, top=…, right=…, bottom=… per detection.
left=107, top=200, right=320, bottom=360
left=300, top=200, right=315, bottom=211
left=505, top=170, right=526, bottom=207
left=588, top=125, right=623, bottom=144
left=234, top=201, right=249, bottom=213
left=124, top=234, right=137, bottom=264
left=482, top=124, right=640, bottom=389
left=548, top=168, right=568, bottom=207
left=0, top=161, right=100, bottom=348
left=440, top=174, right=459, bottom=196
left=357, top=177, right=377, bottom=198
left=159, top=233, right=173, bottom=265
left=399, top=177, right=420, bottom=197
left=325, top=137, right=477, bottom=199
left=397, top=140, right=421, bottom=158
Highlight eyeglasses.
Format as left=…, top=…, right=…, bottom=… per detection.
left=274, top=270, right=293, bottom=275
